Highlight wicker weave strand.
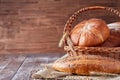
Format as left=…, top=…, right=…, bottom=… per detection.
left=59, top=6, right=120, bottom=57
left=64, top=6, right=120, bottom=32
left=64, top=46, right=120, bottom=59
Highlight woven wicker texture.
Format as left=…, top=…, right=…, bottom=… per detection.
left=59, top=6, right=120, bottom=57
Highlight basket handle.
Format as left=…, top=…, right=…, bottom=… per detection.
left=59, top=6, right=120, bottom=47
left=64, top=6, right=120, bottom=32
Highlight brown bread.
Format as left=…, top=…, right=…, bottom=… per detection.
left=70, top=18, right=110, bottom=47
left=53, top=54, right=120, bottom=75
left=99, top=22, right=120, bottom=47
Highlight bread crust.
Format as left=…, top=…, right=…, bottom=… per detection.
left=53, top=55, right=120, bottom=75
left=100, top=22, right=120, bottom=47
left=70, top=18, right=110, bottom=47
left=53, top=22, right=120, bottom=75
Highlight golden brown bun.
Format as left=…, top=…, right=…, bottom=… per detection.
left=53, top=55, right=120, bottom=75
left=70, top=18, right=110, bottom=47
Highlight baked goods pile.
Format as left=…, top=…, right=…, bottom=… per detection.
left=53, top=18, right=120, bottom=75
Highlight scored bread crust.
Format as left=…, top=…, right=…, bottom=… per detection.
left=53, top=54, right=120, bottom=75
left=70, top=18, right=110, bottom=47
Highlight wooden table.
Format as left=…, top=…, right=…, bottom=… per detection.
left=0, top=53, right=65, bottom=80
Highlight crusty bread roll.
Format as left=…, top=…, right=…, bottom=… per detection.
left=53, top=54, right=120, bottom=75
left=53, top=21, right=120, bottom=75
left=99, top=22, right=120, bottom=47
left=99, top=35, right=120, bottom=47
left=70, top=18, right=110, bottom=47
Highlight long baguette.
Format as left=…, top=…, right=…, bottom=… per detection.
left=53, top=54, right=120, bottom=75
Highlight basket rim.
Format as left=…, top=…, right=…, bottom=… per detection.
left=64, top=6, right=120, bottom=33
left=58, top=6, right=120, bottom=55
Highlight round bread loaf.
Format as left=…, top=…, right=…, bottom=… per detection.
left=99, top=22, right=120, bottom=47
left=70, top=18, right=110, bottom=47
left=53, top=55, right=120, bottom=75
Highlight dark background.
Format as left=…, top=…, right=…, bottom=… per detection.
left=0, top=0, right=120, bottom=54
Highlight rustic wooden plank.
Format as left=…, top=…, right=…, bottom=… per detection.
left=0, top=55, right=11, bottom=71
left=0, top=54, right=26, bottom=80
left=11, top=53, right=63, bottom=80
left=11, top=55, right=38, bottom=80
left=0, top=0, right=39, bottom=3
left=0, top=0, right=120, bottom=53
left=5, top=42, right=61, bottom=51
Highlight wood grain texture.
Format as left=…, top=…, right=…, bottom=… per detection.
left=0, top=55, right=26, bottom=80
left=0, top=0, right=120, bottom=53
left=0, top=53, right=64, bottom=80
left=12, top=56, right=38, bottom=80
left=0, top=53, right=119, bottom=80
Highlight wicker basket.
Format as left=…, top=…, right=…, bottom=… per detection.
left=59, top=6, right=120, bottom=58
